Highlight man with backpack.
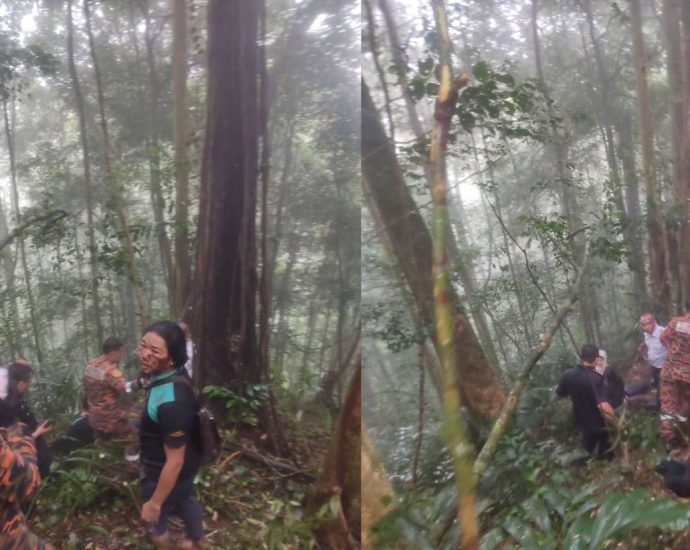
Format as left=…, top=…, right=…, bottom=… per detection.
left=556, top=344, right=615, bottom=460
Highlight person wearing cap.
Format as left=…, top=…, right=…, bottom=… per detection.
left=659, top=301, right=690, bottom=453
left=556, top=344, right=614, bottom=460
left=640, top=313, right=667, bottom=394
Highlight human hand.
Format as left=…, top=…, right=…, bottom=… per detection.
left=32, top=420, right=51, bottom=439
left=141, top=500, right=161, bottom=524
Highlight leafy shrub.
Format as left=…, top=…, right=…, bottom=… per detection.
left=202, top=383, right=268, bottom=426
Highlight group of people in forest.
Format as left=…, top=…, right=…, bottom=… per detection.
left=0, top=320, right=203, bottom=549
left=557, top=302, right=690, bottom=469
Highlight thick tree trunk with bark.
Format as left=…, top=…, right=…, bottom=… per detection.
left=307, top=361, right=361, bottom=549
left=194, top=0, right=260, bottom=397
left=362, top=79, right=505, bottom=422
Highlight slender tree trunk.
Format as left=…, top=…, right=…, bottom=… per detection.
left=662, top=0, right=686, bottom=306
left=142, top=4, right=174, bottom=312
left=630, top=0, right=673, bottom=314
left=378, top=0, right=498, bottom=367
left=616, top=115, right=648, bottom=305
left=2, top=99, right=42, bottom=365
left=428, top=1, right=478, bottom=545
left=67, top=0, right=103, bottom=346
left=74, top=227, right=90, bottom=359
left=84, top=0, right=148, bottom=327
left=172, top=0, right=191, bottom=318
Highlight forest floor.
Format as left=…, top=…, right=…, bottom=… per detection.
left=29, top=411, right=331, bottom=549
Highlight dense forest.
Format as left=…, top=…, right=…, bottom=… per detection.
left=364, top=0, right=690, bottom=548
left=15, top=0, right=690, bottom=548
left=0, top=0, right=359, bottom=548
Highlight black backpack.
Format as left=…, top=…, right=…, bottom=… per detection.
left=602, top=367, right=625, bottom=409
left=172, top=375, right=222, bottom=466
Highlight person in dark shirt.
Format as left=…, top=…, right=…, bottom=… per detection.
left=8, top=362, right=52, bottom=477
left=556, top=344, right=615, bottom=460
left=138, top=321, right=203, bottom=549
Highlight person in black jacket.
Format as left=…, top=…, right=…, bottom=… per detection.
left=138, top=321, right=203, bottom=549
left=556, top=344, right=615, bottom=460
left=8, top=362, right=52, bottom=477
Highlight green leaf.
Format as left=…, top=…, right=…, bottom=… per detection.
left=473, top=61, right=490, bottom=82
left=521, top=495, right=551, bottom=532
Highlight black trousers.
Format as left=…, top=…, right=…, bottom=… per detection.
left=652, top=367, right=661, bottom=394
left=582, top=429, right=613, bottom=460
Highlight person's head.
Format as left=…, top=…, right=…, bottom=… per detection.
left=138, top=320, right=187, bottom=376
left=177, top=321, right=191, bottom=340
left=8, top=361, right=32, bottom=396
left=640, top=313, right=656, bottom=334
left=597, top=349, right=608, bottom=370
left=580, top=343, right=599, bottom=365
left=102, top=336, right=124, bottom=364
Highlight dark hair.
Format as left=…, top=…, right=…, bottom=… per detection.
left=102, top=336, right=124, bottom=355
left=142, top=321, right=187, bottom=368
left=8, top=362, right=32, bottom=385
left=580, top=344, right=599, bottom=362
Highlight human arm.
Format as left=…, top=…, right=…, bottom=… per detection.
left=141, top=396, right=194, bottom=523
left=107, top=366, right=126, bottom=393
left=141, top=444, right=185, bottom=523
left=31, top=420, right=51, bottom=439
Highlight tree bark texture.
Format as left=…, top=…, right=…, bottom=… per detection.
left=67, top=0, right=103, bottom=347
left=172, top=0, right=192, bottom=318
left=630, top=0, right=673, bottom=314
left=194, top=0, right=259, bottom=396
left=307, top=361, right=361, bottom=549
left=362, top=80, right=505, bottom=421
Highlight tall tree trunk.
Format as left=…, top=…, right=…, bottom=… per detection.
left=172, top=0, right=191, bottom=318
left=67, top=0, right=103, bottom=346
left=378, top=0, right=498, bottom=367
left=2, top=99, right=42, bottom=365
left=194, top=0, right=260, bottom=401
left=662, top=0, right=686, bottom=306
left=84, top=0, right=148, bottom=327
left=581, top=0, right=647, bottom=305
left=616, top=114, right=648, bottom=305
left=362, top=79, right=505, bottom=422
left=630, top=0, right=673, bottom=314
left=142, top=3, right=174, bottom=312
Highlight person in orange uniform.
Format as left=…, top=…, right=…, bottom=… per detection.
left=83, top=337, right=138, bottom=461
left=0, top=372, right=53, bottom=549
left=659, top=300, right=690, bottom=453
